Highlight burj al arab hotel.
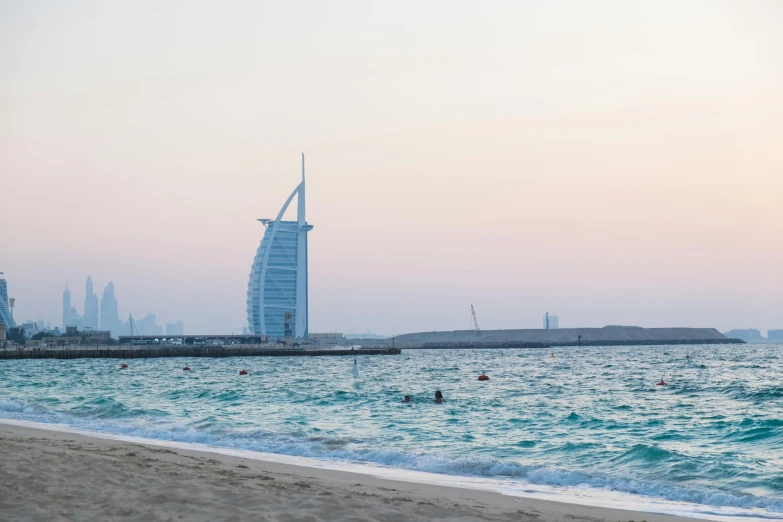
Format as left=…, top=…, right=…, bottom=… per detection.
left=247, top=154, right=313, bottom=339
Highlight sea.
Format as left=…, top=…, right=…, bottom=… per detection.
left=1, top=344, right=781, bottom=521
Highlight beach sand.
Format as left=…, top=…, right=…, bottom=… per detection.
left=0, top=423, right=701, bottom=522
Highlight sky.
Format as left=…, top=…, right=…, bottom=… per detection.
left=2, top=0, right=782, bottom=335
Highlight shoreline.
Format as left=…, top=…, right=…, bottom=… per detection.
left=0, top=419, right=717, bottom=522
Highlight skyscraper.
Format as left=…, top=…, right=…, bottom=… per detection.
left=166, top=321, right=184, bottom=336
left=247, top=154, right=313, bottom=338
left=0, top=274, right=16, bottom=329
left=84, top=276, right=99, bottom=330
left=100, top=282, right=120, bottom=337
left=543, top=312, right=559, bottom=329
left=62, top=283, right=71, bottom=329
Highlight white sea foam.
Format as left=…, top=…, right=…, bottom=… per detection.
left=0, top=415, right=781, bottom=522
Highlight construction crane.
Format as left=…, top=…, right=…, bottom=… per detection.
left=470, top=304, right=480, bottom=331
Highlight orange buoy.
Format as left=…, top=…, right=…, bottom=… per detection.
left=478, top=373, right=489, bottom=381
left=239, top=369, right=248, bottom=375
left=183, top=366, right=191, bottom=371
left=120, top=363, right=128, bottom=369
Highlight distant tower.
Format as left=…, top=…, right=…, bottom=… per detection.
left=84, top=277, right=99, bottom=330
left=63, top=284, right=71, bottom=328
left=543, top=312, right=559, bottom=329
left=84, top=277, right=93, bottom=328
left=0, top=273, right=17, bottom=329
left=100, top=282, right=119, bottom=337
left=247, top=154, right=313, bottom=338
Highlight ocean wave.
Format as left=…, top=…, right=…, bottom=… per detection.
left=0, top=399, right=28, bottom=413
left=68, top=397, right=169, bottom=420
left=1, top=403, right=781, bottom=515
left=3, top=346, right=783, bottom=519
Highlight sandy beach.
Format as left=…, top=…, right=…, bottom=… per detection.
left=0, top=422, right=703, bottom=522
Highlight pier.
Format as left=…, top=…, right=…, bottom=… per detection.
left=0, top=346, right=401, bottom=360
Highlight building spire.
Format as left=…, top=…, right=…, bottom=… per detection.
left=297, top=152, right=306, bottom=225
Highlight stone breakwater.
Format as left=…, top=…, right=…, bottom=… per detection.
left=323, top=326, right=744, bottom=349
left=550, top=338, right=744, bottom=347
left=418, top=341, right=549, bottom=349
left=407, top=339, right=744, bottom=350
left=391, top=326, right=730, bottom=345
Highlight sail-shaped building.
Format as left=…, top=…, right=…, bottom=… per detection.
left=247, top=155, right=313, bottom=339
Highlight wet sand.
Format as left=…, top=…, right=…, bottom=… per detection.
left=0, top=422, right=702, bottom=522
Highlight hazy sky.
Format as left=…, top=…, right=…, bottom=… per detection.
left=2, top=0, right=782, bottom=335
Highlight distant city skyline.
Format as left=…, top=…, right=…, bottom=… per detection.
left=3, top=269, right=782, bottom=339
left=2, top=1, right=781, bottom=335
left=59, top=276, right=182, bottom=338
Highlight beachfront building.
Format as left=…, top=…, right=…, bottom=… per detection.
left=247, top=154, right=313, bottom=339
left=0, top=274, right=16, bottom=329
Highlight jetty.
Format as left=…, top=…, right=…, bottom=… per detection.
left=0, top=346, right=401, bottom=360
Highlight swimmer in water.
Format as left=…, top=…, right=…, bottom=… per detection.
left=434, top=390, right=444, bottom=403
left=403, top=395, right=411, bottom=403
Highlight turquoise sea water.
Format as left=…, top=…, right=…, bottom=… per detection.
left=1, top=344, right=782, bottom=519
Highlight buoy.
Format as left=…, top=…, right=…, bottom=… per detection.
left=239, top=369, right=248, bottom=375
left=656, top=379, right=667, bottom=386
left=183, top=366, right=190, bottom=371
left=352, top=359, right=359, bottom=379
left=551, top=354, right=556, bottom=358
left=120, top=363, right=128, bottom=369
left=478, top=373, right=489, bottom=381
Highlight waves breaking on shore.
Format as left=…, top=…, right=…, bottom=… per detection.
left=1, top=344, right=782, bottom=519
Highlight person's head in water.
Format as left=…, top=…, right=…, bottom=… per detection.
left=403, top=395, right=411, bottom=403
left=434, top=390, right=444, bottom=403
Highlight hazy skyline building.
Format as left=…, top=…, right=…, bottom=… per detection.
left=543, top=312, right=559, bottom=330
left=62, top=282, right=84, bottom=330
left=62, top=284, right=72, bottom=328
left=100, top=282, right=120, bottom=338
left=166, top=321, right=184, bottom=336
left=0, top=274, right=17, bottom=328
left=725, top=328, right=765, bottom=342
left=247, top=154, right=312, bottom=338
left=125, top=313, right=161, bottom=336
left=84, top=276, right=99, bottom=330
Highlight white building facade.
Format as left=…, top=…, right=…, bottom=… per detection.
left=247, top=155, right=312, bottom=339
left=0, top=276, right=16, bottom=329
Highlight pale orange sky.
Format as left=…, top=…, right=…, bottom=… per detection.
left=2, top=0, right=782, bottom=335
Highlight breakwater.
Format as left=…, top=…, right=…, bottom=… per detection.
left=390, top=326, right=731, bottom=345
left=551, top=338, right=745, bottom=347
left=419, top=341, right=549, bottom=349
left=409, top=339, right=742, bottom=350
left=0, top=346, right=401, bottom=360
